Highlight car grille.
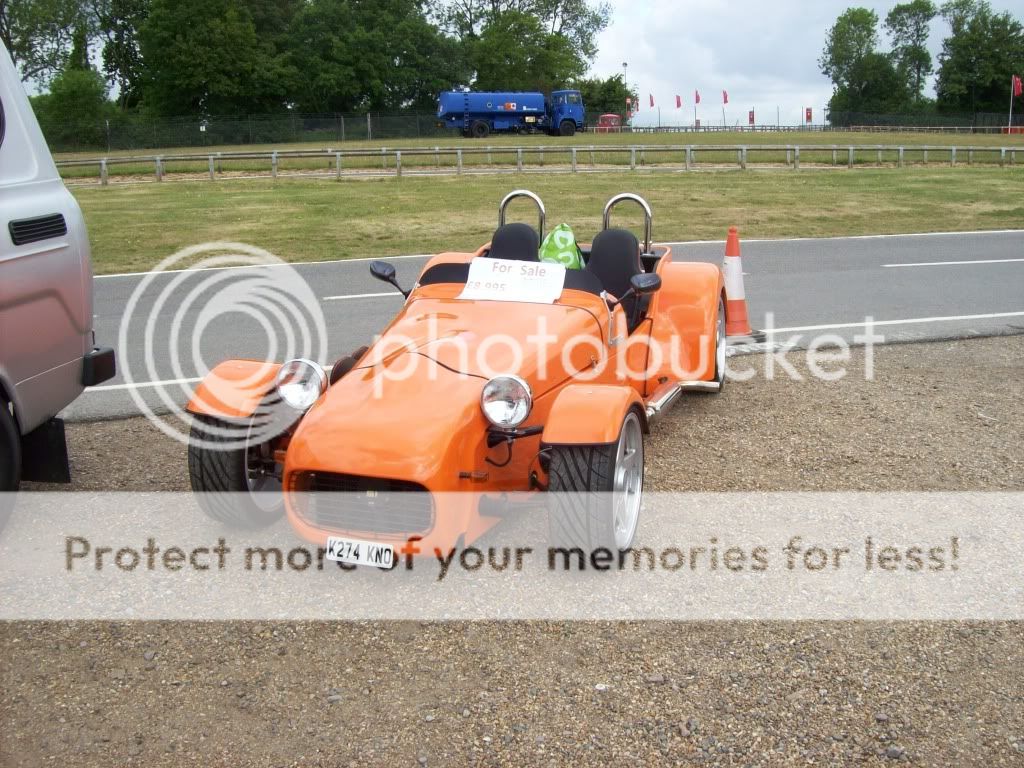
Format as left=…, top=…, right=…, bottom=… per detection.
left=290, top=472, right=434, bottom=537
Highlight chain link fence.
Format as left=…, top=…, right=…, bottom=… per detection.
left=38, top=109, right=1024, bottom=154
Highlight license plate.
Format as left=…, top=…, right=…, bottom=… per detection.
left=325, top=536, right=395, bottom=569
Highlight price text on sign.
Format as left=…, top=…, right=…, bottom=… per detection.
left=458, top=258, right=566, bottom=304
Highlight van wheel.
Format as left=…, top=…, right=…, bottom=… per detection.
left=188, top=414, right=284, bottom=529
left=0, top=401, right=20, bottom=493
left=0, top=402, right=20, bottom=535
left=470, top=120, right=490, bottom=139
left=547, top=409, right=644, bottom=553
left=559, top=120, right=576, bottom=137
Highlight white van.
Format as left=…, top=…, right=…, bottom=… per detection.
left=0, top=43, right=114, bottom=492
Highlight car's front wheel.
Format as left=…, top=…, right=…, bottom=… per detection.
left=188, top=414, right=284, bottom=529
left=547, top=409, right=644, bottom=552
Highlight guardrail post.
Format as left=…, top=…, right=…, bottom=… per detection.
left=1000, top=147, right=1006, bottom=167
left=832, top=147, right=837, bottom=166
left=516, top=149, right=523, bottom=172
left=630, top=147, right=636, bottom=170
left=589, top=145, right=595, bottom=166
left=571, top=148, right=577, bottom=173
left=950, top=147, right=956, bottom=166
left=335, top=152, right=342, bottom=179
left=898, top=147, right=904, bottom=168
left=539, top=147, right=545, bottom=166
left=208, top=155, right=215, bottom=180
left=271, top=151, right=278, bottom=178
left=381, top=147, right=387, bottom=169
left=738, top=147, right=746, bottom=170
left=968, top=148, right=974, bottom=165
left=156, top=157, right=163, bottom=181
left=457, top=149, right=464, bottom=175
left=785, top=146, right=792, bottom=166
left=685, top=146, right=693, bottom=170
left=100, top=159, right=108, bottom=186
left=794, top=146, right=800, bottom=169
left=396, top=151, right=402, bottom=178
left=848, top=147, right=854, bottom=168
left=434, top=146, right=440, bottom=168
left=1011, top=149, right=1016, bottom=166
left=487, top=146, right=492, bottom=164
left=877, top=148, right=882, bottom=165
left=923, top=148, right=928, bottom=164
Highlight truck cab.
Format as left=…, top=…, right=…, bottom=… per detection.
left=0, top=42, right=115, bottom=495
left=549, top=90, right=585, bottom=136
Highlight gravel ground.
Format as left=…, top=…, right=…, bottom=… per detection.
left=3, top=336, right=1023, bottom=766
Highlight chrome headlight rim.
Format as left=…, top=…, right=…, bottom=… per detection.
left=274, top=358, right=327, bottom=412
left=480, top=374, right=533, bottom=430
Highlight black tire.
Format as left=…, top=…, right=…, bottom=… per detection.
left=470, top=120, right=490, bottom=139
left=0, top=401, right=20, bottom=535
left=0, top=401, right=19, bottom=492
left=713, top=296, right=727, bottom=391
left=188, top=414, right=284, bottom=529
left=547, top=409, right=644, bottom=554
left=559, top=120, right=576, bottom=137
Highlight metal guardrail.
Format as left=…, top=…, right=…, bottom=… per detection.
left=55, top=143, right=1022, bottom=186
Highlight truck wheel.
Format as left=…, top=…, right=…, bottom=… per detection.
left=559, top=120, right=576, bottom=137
left=188, top=414, right=284, bottom=529
left=547, top=409, right=644, bottom=553
left=470, top=120, right=490, bottom=139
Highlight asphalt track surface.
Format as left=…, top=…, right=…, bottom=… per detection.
left=68, top=230, right=1023, bottom=422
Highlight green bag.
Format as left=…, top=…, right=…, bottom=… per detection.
left=539, top=223, right=584, bottom=270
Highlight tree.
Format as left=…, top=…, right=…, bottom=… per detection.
left=828, top=52, right=910, bottom=114
left=819, top=7, right=880, bottom=90
left=30, top=65, right=112, bottom=148
left=0, top=0, right=86, bottom=83
left=471, top=9, right=583, bottom=91
left=573, top=73, right=634, bottom=116
left=288, top=0, right=467, bottom=112
left=432, top=0, right=608, bottom=87
left=137, top=0, right=284, bottom=115
left=935, top=0, right=1024, bottom=114
left=885, top=0, right=936, bottom=102
left=91, top=0, right=149, bottom=109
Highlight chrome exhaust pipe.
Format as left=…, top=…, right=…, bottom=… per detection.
left=645, top=380, right=720, bottom=423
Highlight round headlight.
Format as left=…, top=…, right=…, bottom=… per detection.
left=275, top=359, right=327, bottom=412
left=480, top=375, right=532, bottom=429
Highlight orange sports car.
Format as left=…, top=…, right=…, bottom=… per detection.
left=186, top=191, right=725, bottom=568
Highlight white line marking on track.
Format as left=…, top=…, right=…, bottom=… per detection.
left=770, top=311, right=1024, bottom=334
left=323, top=292, right=400, bottom=301
left=882, top=258, right=1024, bottom=268
left=88, top=376, right=201, bottom=392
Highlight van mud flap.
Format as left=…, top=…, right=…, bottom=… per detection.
left=21, top=418, right=71, bottom=484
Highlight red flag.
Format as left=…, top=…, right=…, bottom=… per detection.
left=1014, top=75, right=1023, bottom=97
left=675, top=94, right=682, bottom=108
left=649, top=94, right=655, bottom=108
left=722, top=90, right=729, bottom=104
left=695, top=90, right=701, bottom=104
left=748, top=109, right=755, bottom=125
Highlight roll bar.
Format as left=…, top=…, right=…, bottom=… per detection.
left=498, top=190, right=546, bottom=241
left=602, top=193, right=653, bottom=255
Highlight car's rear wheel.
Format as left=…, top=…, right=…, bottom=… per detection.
left=559, top=120, right=576, bottom=137
left=470, top=120, right=490, bottom=139
left=547, top=409, right=644, bottom=552
left=188, top=414, right=284, bottom=529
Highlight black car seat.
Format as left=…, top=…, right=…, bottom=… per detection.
left=487, top=222, right=540, bottom=261
left=586, top=228, right=648, bottom=332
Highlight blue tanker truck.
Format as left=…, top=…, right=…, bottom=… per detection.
left=437, top=89, right=586, bottom=138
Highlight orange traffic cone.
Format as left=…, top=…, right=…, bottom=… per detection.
left=722, top=227, right=758, bottom=339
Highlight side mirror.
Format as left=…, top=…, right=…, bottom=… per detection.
left=630, top=273, right=661, bottom=295
left=369, top=260, right=409, bottom=298
left=370, top=260, right=396, bottom=282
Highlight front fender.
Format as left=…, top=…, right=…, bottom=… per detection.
left=542, top=384, right=647, bottom=445
left=185, top=359, right=281, bottom=420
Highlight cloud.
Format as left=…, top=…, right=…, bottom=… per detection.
left=591, top=0, right=953, bottom=126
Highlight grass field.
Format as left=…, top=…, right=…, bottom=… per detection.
left=74, top=167, right=1024, bottom=274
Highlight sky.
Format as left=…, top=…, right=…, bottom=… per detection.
left=590, top=0, right=974, bottom=127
